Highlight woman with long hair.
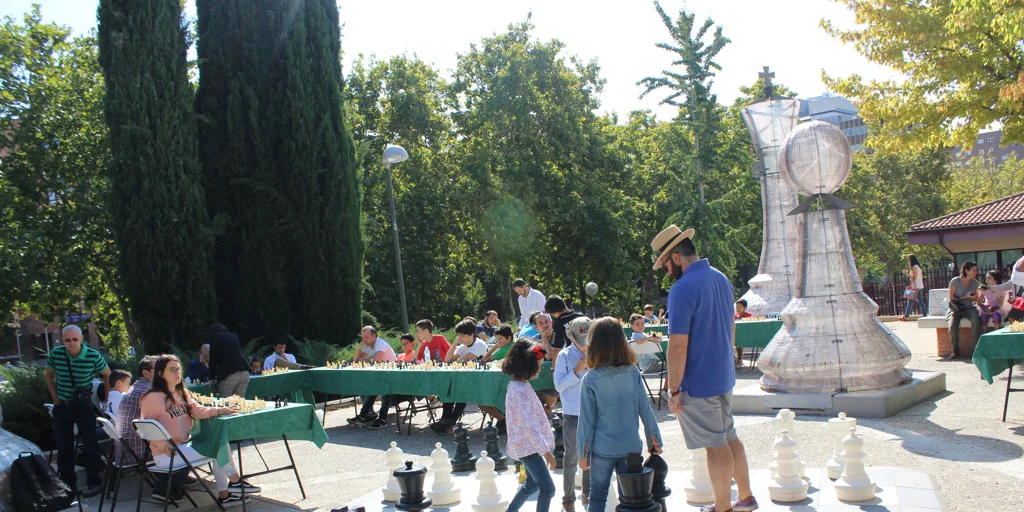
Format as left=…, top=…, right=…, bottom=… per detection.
left=900, top=254, right=925, bottom=321
left=945, top=261, right=982, bottom=360
left=140, top=355, right=260, bottom=507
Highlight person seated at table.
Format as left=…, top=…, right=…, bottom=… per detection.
left=978, top=270, right=1007, bottom=329
left=627, top=314, right=662, bottom=372
left=484, top=324, right=516, bottom=362
left=477, top=310, right=500, bottom=342
left=397, top=333, right=419, bottom=363
left=263, top=338, right=298, bottom=370
left=658, top=307, right=668, bottom=324
left=414, top=319, right=451, bottom=363
left=104, top=369, right=132, bottom=420
left=643, top=304, right=659, bottom=325
left=188, top=344, right=210, bottom=383
left=734, top=299, right=753, bottom=365
left=355, top=326, right=397, bottom=363
left=518, top=311, right=542, bottom=340
left=141, top=354, right=260, bottom=507
left=249, top=359, right=262, bottom=375
left=427, top=319, right=487, bottom=435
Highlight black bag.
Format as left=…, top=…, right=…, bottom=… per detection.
left=947, top=298, right=966, bottom=314
left=61, top=351, right=93, bottom=408
left=11, top=452, right=75, bottom=512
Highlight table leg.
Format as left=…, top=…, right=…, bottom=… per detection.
left=282, top=434, right=307, bottom=499
left=1004, top=360, right=1014, bottom=423
left=236, top=440, right=246, bottom=512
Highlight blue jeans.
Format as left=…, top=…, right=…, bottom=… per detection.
left=904, top=288, right=924, bottom=316
left=508, top=453, right=555, bottom=512
left=588, top=454, right=627, bottom=512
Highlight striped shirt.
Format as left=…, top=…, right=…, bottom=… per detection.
left=46, top=345, right=108, bottom=401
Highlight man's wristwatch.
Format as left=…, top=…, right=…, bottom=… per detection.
left=670, top=390, right=681, bottom=398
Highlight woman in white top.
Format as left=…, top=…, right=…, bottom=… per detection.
left=900, top=254, right=926, bottom=321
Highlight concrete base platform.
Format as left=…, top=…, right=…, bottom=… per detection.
left=733, top=371, right=946, bottom=417
left=342, top=466, right=944, bottom=512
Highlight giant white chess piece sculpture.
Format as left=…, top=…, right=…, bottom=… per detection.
left=834, top=428, right=876, bottom=501
left=758, top=121, right=912, bottom=393
left=428, top=442, right=461, bottom=505
left=472, top=451, right=508, bottom=512
left=383, top=441, right=404, bottom=502
left=738, top=67, right=802, bottom=314
left=827, top=413, right=857, bottom=480
left=683, top=448, right=714, bottom=504
left=767, top=431, right=808, bottom=502
left=768, top=409, right=804, bottom=479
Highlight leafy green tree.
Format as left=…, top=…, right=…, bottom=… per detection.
left=1, top=6, right=133, bottom=345
left=99, top=0, right=216, bottom=349
left=823, top=0, right=1024, bottom=152
left=196, top=0, right=362, bottom=345
left=944, top=155, right=1024, bottom=212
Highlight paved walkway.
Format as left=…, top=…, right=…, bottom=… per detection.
left=80, top=322, right=1021, bottom=511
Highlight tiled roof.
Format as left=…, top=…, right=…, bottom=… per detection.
left=909, top=192, right=1024, bottom=232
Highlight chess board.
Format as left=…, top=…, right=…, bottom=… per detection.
left=343, top=466, right=944, bottom=512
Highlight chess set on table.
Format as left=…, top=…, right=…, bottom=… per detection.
left=193, top=393, right=291, bottom=414
left=262, top=366, right=290, bottom=376
left=736, top=313, right=781, bottom=322
left=1010, top=322, right=1024, bottom=333
left=324, top=360, right=501, bottom=371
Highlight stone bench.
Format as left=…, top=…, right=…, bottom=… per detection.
left=916, top=290, right=978, bottom=357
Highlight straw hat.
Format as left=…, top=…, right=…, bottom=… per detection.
left=650, top=225, right=695, bottom=270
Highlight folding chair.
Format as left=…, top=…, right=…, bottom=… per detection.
left=392, top=397, right=441, bottom=436
left=639, top=351, right=668, bottom=411
left=97, top=417, right=161, bottom=512
left=132, top=419, right=224, bottom=512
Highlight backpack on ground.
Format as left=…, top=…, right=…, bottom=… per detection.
left=10, top=452, right=76, bottom=512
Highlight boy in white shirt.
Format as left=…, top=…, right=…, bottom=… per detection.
left=446, top=318, right=488, bottom=362
left=104, top=369, right=132, bottom=420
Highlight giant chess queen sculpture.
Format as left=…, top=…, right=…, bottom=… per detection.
left=757, top=120, right=912, bottom=393
left=738, top=67, right=802, bottom=314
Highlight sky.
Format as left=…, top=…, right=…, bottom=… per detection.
left=4, top=0, right=902, bottom=122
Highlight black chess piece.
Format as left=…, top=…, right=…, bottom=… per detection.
left=551, top=412, right=565, bottom=469
left=644, top=453, right=672, bottom=512
left=614, top=453, right=660, bottom=512
left=330, top=507, right=348, bottom=512
left=483, top=422, right=508, bottom=471
left=393, top=461, right=432, bottom=511
left=450, top=423, right=478, bottom=472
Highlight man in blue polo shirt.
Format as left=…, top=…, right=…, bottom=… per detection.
left=651, top=225, right=755, bottom=512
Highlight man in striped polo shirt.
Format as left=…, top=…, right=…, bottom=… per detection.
left=44, top=325, right=110, bottom=497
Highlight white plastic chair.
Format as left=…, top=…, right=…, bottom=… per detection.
left=132, top=419, right=223, bottom=511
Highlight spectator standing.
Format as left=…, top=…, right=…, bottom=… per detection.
left=44, top=325, right=110, bottom=497
left=188, top=344, right=210, bottom=383
left=207, top=323, right=250, bottom=398
left=514, top=279, right=547, bottom=329
left=900, top=254, right=925, bottom=321
left=546, top=296, right=583, bottom=352
left=554, top=317, right=592, bottom=509
left=503, top=340, right=557, bottom=512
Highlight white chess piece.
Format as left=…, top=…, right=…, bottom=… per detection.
left=767, top=430, right=809, bottom=502
left=382, top=441, right=404, bottom=502
left=428, top=442, right=461, bottom=505
left=472, top=451, right=508, bottom=512
left=683, top=448, right=714, bottom=504
left=574, top=467, right=583, bottom=489
left=834, top=428, right=876, bottom=501
left=826, top=412, right=857, bottom=480
left=769, top=409, right=804, bottom=478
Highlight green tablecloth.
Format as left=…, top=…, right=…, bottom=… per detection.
left=190, top=403, right=328, bottom=466
left=624, top=325, right=668, bottom=337
left=188, top=370, right=313, bottom=404
left=735, top=320, right=783, bottom=349
left=973, top=327, right=1024, bottom=384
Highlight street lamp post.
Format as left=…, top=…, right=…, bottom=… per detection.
left=383, top=145, right=411, bottom=332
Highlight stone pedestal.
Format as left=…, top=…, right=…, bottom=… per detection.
left=935, top=327, right=977, bottom=357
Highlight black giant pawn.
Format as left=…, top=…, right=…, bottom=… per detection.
left=644, top=453, right=672, bottom=512
left=450, top=423, right=478, bottom=472
left=551, top=412, right=565, bottom=469
left=394, top=461, right=432, bottom=511
left=483, top=422, right=508, bottom=471
left=614, top=453, right=660, bottom=512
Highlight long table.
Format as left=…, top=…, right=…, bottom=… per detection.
left=626, top=320, right=782, bottom=349
left=972, top=326, right=1024, bottom=421
left=188, top=370, right=313, bottom=404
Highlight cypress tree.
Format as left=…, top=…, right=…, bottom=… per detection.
left=98, top=0, right=217, bottom=350
left=196, top=0, right=362, bottom=345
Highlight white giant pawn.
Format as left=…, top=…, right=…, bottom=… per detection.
left=472, top=451, right=508, bottom=512
left=833, top=428, right=876, bottom=502
left=767, top=430, right=809, bottom=502
left=575, top=467, right=583, bottom=489
left=382, top=441, right=404, bottom=502
left=428, top=442, right=462, bottom=505
left=683, top=448, right=714, bottom=504
left=769, top=409, right=804, bottom=478
left=826, top=412, right=857, bottom=480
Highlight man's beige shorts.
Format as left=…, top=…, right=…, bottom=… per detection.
left=677, top=391, right=739, bottom=449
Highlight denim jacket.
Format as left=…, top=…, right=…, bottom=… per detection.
left=577, top=365, right=662, bottom=459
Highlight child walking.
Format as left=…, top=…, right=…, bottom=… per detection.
left=578, top=317, right=663, bottom=512
left=554, top=317, right=593, bottom=510
left=504, top=340, right=558, bottom=512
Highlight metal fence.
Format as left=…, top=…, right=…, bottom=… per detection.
left=861, top=267, right=1016, bottom=316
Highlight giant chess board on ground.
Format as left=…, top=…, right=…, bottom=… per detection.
left=345, top=466, right=945, bottom=512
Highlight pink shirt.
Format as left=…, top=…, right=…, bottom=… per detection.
left=504, top=380, right=555, bottom=460
left=140, top=390, right=218, bottom=455
left=978, top=289, right=1002, bottom=309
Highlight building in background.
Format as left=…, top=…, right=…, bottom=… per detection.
left=798, top=94, right=869, bottom=151
left=946, top=130, right=1024, bottom=167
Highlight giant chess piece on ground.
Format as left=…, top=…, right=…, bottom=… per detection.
left=394, top=461, right=433, bottom=511
left=768, top=409, right=804, bottom=478
left=834, top=428, right=876, bottom=501
left=758, top=121, right=912, bottom=393
left=826, top=412, right=857, bottom=480
left=767, top=431, right=808, bottom=502
left=551, top=412, right=565, bottom=469
left=738, top=67, right=802, bottom=314
left=682, top=448, right=714, bottom=504
left=383, top=441, right=405, bottom=502
left=428, top=442, right=462, bottom=505
left=483, top=422, right=508, bottom=471
left=644, top=453, right=672, bottom=512
left=614, top=453, right=661, bottom=512
left=472, top=451, right=508, bottom=512
left=451, top=423, right=478, bottom=472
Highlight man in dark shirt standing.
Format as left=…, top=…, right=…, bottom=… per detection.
left=545, top=295, right=582, bottom=353
left=207, top=323, right=251, bottom=398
